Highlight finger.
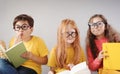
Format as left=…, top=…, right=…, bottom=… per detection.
left=100, top=50, right=104, bottom=54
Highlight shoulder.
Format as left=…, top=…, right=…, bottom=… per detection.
left=32, top=35, right=45, bottom=42
left=51, top=46, right=57, bottom=53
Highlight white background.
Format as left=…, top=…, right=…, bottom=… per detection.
left=0, top=0, right=120, bottom=74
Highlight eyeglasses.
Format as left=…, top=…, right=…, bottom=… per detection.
left=65, top=32, right=77, bottom=38
left=88, top=21, right=104, bottom=29
left=14, top=24, right=30, bottom=31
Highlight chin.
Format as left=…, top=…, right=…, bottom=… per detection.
left=67, top=40, right=74, bottom=44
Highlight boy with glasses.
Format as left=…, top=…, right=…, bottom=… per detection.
left=0, top=14, right=49, bottom=74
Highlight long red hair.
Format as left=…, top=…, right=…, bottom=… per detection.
left=55, top=19, right=83, bottom=68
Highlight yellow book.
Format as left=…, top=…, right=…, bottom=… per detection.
left=103, top=43, right=120, bottom=70
left=0, top=41, right=27, bottom=68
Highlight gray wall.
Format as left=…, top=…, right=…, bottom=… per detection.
left=0, top=0, right=120, bottom=74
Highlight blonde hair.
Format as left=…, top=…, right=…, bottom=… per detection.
left=55, top=19, right=82, bottom=68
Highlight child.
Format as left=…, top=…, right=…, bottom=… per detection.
left=86, top=14, right=120, bottom=74
left=0, top=14, right=49, bottom=74
left=47, top=19, right=86, bottom=74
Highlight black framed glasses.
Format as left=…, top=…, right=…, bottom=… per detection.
left=65, top=32, right=77, bottom=38
left=14, top=24, right=30, bottom=31
left=88, top=21, right=104, bottom=29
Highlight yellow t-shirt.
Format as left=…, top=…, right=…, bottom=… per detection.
left=47, top=46, right=86, bottom=73
left=9, top=36, right=49, bottom=74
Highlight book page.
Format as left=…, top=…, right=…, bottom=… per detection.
left=103, top=43, right=120, bottom=70
left=70, top=61, right=91, bottom=74
left=58, top=61, right=91, bottom=74
left=57, top=70, right=70, bottom=74
left=6, top=41, right=23, bottom=52
left=5, top=41, right=27, bottom=68
left=73, top=68, right=91, bottom=74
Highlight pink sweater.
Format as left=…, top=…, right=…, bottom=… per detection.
left=87, top=37, right=108, bottom=71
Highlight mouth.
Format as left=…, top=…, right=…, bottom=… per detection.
left=92, top=30, right=98, bottom=34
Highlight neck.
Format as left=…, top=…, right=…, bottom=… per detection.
left=66, top=43, right=72, bottom=47
left=96, top=33, right=105, bottom=39
left=23, top=36, right=32, bottom=42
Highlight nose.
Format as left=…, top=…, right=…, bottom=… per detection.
left=94, top=25, right=99, bottom=29
left=19, top=28, right=24, bottom=32
left=67, top=35, right=73, bottom=39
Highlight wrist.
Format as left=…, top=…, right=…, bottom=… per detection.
left=28, top=52, right=33, bottom=60
left=97, top=56, right=102, bottom=61
left=49, top=70, right=55, bottom=74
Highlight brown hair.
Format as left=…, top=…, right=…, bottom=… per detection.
left=86, top=14, right=120, bottom=58
left=13, top=14, right=34, bottom=29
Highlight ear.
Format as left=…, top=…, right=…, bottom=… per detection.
left=30, top=27, right=33, bottom=33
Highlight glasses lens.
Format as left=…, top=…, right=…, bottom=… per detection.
left=14, top=25, right=30, bottom=31
left=89, top=21, right=104, bottom=28
left=71, top=32, right=76, bottom=37
left=66, top=32, right=76, bottom=38
left=97, top=22, right=104, bottom=26
left=21, top=25, right=29, bottom=30
left=14, top=25, right=20, bottom=31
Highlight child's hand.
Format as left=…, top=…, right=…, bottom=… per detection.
left=48, top=71, right=54, bottom=74
left=21, top=51, right=32, bottom=60
left=97, top=50, right=108, bottom=60
left=0, top=50, right=6, bottom=58
left=67, top=64, right=74, bottom=70
left=14, top=32, right=23, bottom=44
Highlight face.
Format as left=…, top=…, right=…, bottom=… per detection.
left=14, top=20, right=33, bottom=40
left=62, top=24, right=77, bottom=44
left=89, top=17, right=105, bottom=37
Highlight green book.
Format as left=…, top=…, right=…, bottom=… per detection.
left=0, top=41, right=27, bottom=68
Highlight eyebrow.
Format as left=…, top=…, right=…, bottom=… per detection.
left=93, top=21, right=103, bottom=24
left=15, top=24, right=29, bottom=26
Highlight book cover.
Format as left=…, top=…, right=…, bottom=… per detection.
left=103, top=43, right=120, bottom=70
left=57, top=61, right=91, bottom=74
left=0, top=41, right=27, bottom=68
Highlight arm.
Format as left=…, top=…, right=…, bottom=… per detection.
left=21, top=52, right=48, bottom=65
left=30, top=54, right=48, bottom=65
left=0, top=40, right=6, bottom=58
left=87, top=47, right=102, bottom=71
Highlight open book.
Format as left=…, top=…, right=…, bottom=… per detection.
left=0, top=41, right=27, bottom=68
left=57, top=61, right=91, bottom=74
left=103, top=43, right=120, bottom=70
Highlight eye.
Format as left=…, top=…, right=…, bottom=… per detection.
left=71, top=32, right=76, bottom=36
left=98, top=22, right=102, bottom=25
left=15, top=25, right=20, bottom=29
left=22, top=25, right=29, bottom=29
left=97, top=21, right=104, bottom=26
left=23, top=25, right=27, bottom=28
left=66, top=32, right=70, bottom=35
